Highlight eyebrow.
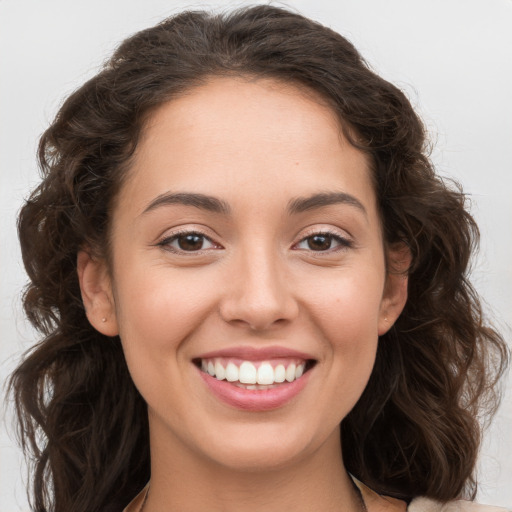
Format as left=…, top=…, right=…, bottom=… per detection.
left=141, top=190, right=366, bottom=218
left=287, top=192, right=367, bottom=216
left=142, top=192, right=231, bottom=215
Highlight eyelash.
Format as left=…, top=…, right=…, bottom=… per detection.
left=293, top=230, right=353, bottom=253
left=156, top=229, right=353, bottom=254
left=156, top=230, right=220, bottom=254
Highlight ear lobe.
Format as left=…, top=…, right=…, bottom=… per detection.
left=77, top=250, right=119, bottom=337
left=378, top=243, right=411, bottom=336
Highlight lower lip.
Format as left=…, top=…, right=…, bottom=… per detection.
left=197, top=366, right=311, bottom=411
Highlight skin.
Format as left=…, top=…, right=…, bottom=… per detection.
left=78, top=77, right=409, bottom=512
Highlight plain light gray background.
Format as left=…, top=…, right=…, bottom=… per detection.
left=1, top=1, right=511, bottom=510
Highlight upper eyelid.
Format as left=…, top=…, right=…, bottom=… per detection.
left=295, top=226, right=352, bottom=242
left=156, top=225, right=219, bottom=243
left=155, top=230, right=222, bottom=254
left=164, top=231, right=215, bottom=242
left=295, top=233, right=351, bottom=246
left=292, top=228, right=354, bottom=251
left=155, top=226, right=353, bottom=249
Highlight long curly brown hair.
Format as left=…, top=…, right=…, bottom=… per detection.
left=9, top=5, right=508, bottom=511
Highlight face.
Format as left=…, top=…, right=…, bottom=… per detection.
left=79, top=77, right=408, bottom=473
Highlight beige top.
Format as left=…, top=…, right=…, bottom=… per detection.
left=407, top=497, right=510, bottom=512
left=123, top=480, right=511, bottom=512
left=355, top=479, right=510, bottom=512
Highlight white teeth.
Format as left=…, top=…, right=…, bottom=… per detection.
left=257, top=362, right=275, bottom=385
left=214, top=361, right=226, bottom=380
left=225, top=362, right=239, bottom=382
left=200, top=358, right=309, bottom=385
left=239, top=361, right=257, bottom=384
left=285, top=363, right=296, bottom=382
left=274, top=364, right=286, bottom=383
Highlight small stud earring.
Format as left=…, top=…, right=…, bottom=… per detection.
left=101, top=317, right=107, bottom=323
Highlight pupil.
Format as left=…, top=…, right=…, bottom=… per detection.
left=178, top=234, right=203, bottom=251
left=308, top=235, right=331, bottom=251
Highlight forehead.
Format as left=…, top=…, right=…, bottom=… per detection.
left=138, top=77, right=344, bottom=157
left=118, top=77, right=376, bottom=218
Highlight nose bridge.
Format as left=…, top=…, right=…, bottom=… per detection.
left=220, top=240, right=297, bottom=330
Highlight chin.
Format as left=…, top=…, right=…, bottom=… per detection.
left=205, top=442, right=308, bottom=473
left=194, top=420, right=337, bottom=473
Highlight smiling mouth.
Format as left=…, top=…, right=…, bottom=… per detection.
left=194, top=357, right=317, bottom=389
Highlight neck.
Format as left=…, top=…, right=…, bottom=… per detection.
left=144, top=423, right=362, bottom=512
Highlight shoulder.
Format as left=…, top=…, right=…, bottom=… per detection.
left=354, top=477, right=510, bottom=512
left=408, top=497, right=511, bottom=512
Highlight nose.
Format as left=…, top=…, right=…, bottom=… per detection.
left=219, top=247, right=299, bottom=331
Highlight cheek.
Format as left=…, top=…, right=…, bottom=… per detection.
left=320, top=289, right=380, bottom=373
left=304, top=265, right=384, bottom=337
left=111, top=265, right=223, bottom=421
left=112, top=264, right=218, bottom=364
left=301, top=267, right=383, bottom=398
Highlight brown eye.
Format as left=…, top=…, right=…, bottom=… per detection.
left=159, top=232, right=218, bottom=253
left=177, top=234, right=205, bottom=251
left=307, top=234, right=333, bottom=251
left=294, top=232, right=352, bottom=252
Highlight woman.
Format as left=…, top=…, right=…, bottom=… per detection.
left=9, top=5, right=509, bottom=512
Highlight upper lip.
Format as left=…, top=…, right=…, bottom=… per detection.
left=195, top=345, right=316, bottom=361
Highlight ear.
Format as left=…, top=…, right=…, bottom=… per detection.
left=77, top=250, right=119, bottom=336
left=378, top=243, right=411, bottom=336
